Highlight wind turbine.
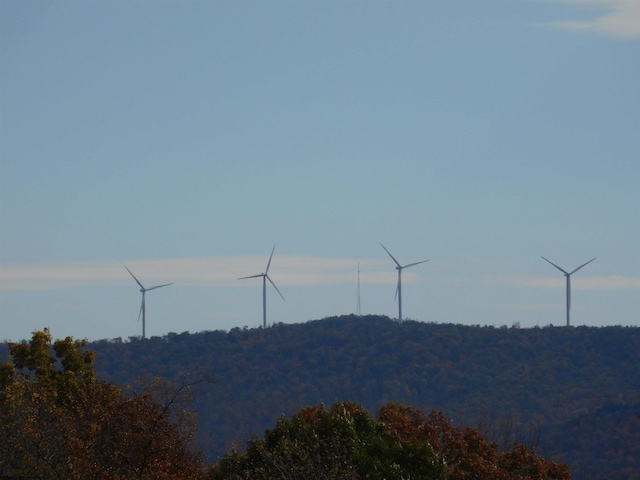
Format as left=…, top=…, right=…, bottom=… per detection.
left=124, top=266, right=173, bottom=339
left=541, top=256, right=596, bottom=327
left=238, top=244, right=285, bottom=328
left=380, top=243, right=428, bottom=322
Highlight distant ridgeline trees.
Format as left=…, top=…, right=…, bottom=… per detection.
left=2, top=316, right=639, bottom=479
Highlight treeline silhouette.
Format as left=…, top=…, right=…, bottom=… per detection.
left=5, top=315, right=637, bottom=479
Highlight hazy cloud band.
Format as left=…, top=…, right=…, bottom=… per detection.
left=0, top=257, right=401, bottom=291
left=492, top=275, right=640, bottom=290
left=2, top=258, right=637, bottom=292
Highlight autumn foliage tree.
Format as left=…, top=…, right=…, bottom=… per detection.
left=378, top=403, right=572, bottom=480
left=0, top=329, right=205, bottom=480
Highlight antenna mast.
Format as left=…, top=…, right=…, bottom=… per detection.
left=357, top=262, right=361, bottom=316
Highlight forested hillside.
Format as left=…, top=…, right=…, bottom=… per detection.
left=4, top=316, right=638, bottom=479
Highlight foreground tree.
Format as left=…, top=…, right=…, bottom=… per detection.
left=209, top=402, right=446, bottom=480
left=210, top=402, right=571, bottom=480
left=0, top=329, right=205, bottom=480
left=378, top=403, right=571, bottom=480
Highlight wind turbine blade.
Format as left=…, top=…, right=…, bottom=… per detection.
left=138, top=298, right=144, bottom=322
left=570, top=257, right=596, bottom=275
left=380, top=243, right=401, bottom=267
left=267, top=275, right=286, bottom=302
left=124, top=265, right=145, bottom=290
left=395, top=278, right=400, bottom=300
left=238, top=273, right=264, bottom=280
left=146, top=283, right=173, bottom=291
left=265, top=244, right=277, bottom=275
left=403, top=260, right=429, bottom=269
left=541, top=256, right=569, bottom=275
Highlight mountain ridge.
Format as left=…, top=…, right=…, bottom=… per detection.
left=4, top=315, right=638, bottom=479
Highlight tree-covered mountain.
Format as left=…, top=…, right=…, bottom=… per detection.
left=4, top=315, right=638, bottom=479
left=0, top=329, right=572, bottom=480
left=544, top=402, right=640, bottom=480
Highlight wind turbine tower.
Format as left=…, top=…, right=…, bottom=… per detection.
left=124, top=266, right=173, bottom=339
left=541, top=256, right=596, bottom=326
left=380, top=243, right=428, bottom=322
left=238, top=244, right=285, bottom=328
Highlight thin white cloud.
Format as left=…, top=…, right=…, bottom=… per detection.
left=5, top=258, right=633, bottom=293
left=541, top=0, right=640, bottom=39
left=0, top=256, right=404, bottom=291
left=491, top=275, right=640, bottom=290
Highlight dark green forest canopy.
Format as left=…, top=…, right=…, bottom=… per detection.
left=2, top=316, right=639, bottom=480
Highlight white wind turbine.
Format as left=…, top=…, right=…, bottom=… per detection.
left=124, top=266, right=173, bottom=339
left=238, top=244, right=285, bottom=328
left=380, top=243, right=428, bottom=322
left=541, top=256, right=596, bottom=327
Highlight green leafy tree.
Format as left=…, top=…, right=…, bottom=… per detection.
left=209, top=402, right=445, bottom=480
left=0, top=328, right=205, bottom=480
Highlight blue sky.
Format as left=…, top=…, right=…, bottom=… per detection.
left=1, top=0, right=638, bottom=342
